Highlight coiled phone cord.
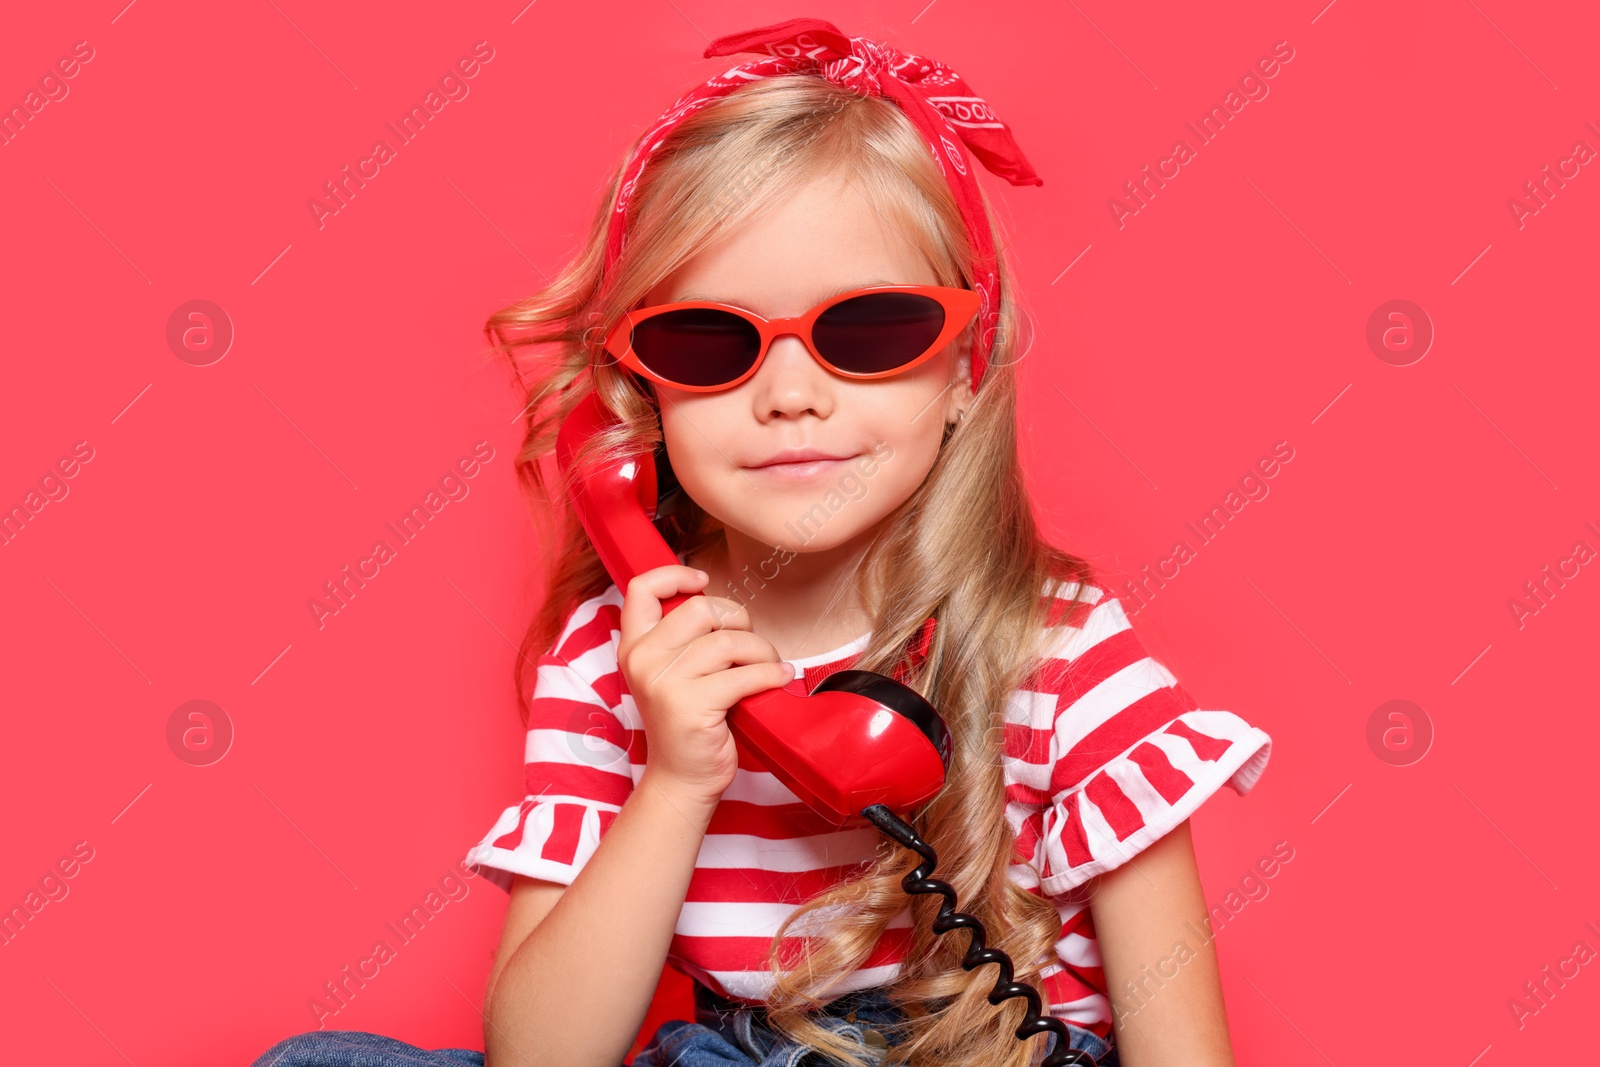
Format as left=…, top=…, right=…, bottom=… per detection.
left=862, top=804, right=1101, bottom=1067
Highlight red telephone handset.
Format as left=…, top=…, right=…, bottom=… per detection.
left=555, top=392, right=951, bottom=828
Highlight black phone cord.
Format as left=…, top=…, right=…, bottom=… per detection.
left=862, top=804, right=1100, bottom=1067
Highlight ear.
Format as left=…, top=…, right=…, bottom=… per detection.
left=945, top=352, right=973, bottom=426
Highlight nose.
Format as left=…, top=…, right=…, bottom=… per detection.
left=750, top=331, right=831, bottom=420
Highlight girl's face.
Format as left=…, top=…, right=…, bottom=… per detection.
left=646, top=171, right=973, bottom=555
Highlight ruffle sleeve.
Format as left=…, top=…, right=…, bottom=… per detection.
left=1028, top=594, right=1271, bottom=898
left=463, top=604, right=637, bottom=892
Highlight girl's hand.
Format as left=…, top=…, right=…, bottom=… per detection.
left=617, top=565, right=795, bottom=807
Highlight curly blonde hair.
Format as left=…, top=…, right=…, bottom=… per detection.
left=483, top=74, right=1098, bottom=1067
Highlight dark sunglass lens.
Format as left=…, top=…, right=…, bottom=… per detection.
left=630, top=309, right=760, bottom=387
left=813, top=293, right=947, bottom=374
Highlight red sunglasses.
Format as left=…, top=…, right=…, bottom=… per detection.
left=601, top=284, right=980, bottom=393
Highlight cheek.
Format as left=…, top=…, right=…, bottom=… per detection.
left=874, top=385, right=952, bottom=463
left=668, top=442, right=719, bottom=506
left=871, top=421, right=943, bottom=499
left=659, top=399, right=736, bottom=499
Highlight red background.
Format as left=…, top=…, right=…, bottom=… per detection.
left=2, top=1, right=1596, bottom=1064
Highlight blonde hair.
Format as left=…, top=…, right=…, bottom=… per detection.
left=485, top=74, right=1097, bottom=1067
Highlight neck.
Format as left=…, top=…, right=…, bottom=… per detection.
left=689, top=527, right=876, bottom=662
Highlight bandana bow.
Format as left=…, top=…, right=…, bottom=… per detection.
left=604, top=17, right=1042, bottom=394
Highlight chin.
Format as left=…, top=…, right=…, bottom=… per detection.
left=777, top=508, right=883, bottom=554
left=701, top=503, right=851, bottom=555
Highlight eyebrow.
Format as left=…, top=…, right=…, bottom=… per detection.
left=669, top=280, right=899, bottom=315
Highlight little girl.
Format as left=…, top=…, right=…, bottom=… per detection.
left=252, top=17, right=1270, bottom=1067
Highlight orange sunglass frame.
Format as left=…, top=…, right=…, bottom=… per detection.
left=600, top=284, right=981, bottom=393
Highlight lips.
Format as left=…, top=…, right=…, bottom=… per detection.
left=747, top=448, right=856, bottom=468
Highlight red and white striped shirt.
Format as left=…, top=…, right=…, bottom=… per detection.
left=465, top=578, right=1271, bottom=1037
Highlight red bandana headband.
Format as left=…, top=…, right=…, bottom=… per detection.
left=603, top=17, right=1043, bottom=394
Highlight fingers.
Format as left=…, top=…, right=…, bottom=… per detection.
left=618, top=565, right=791, bottom=704
left=618, top=565, right=710, bottom=653
left=637, top=624, right=784, bottom=693
left=653, top=593, right=752, bottom=650
left=610, top=564, right=794, bottom=799
left=673, top=626, right=782, bottom=673
left=695, top=659, right=799, bottom=712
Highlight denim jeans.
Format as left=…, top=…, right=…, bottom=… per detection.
left=248, top=982, right=1118, bottom=1067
